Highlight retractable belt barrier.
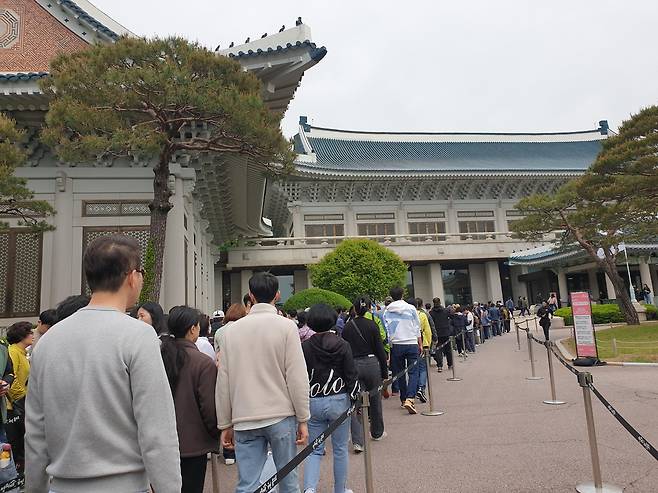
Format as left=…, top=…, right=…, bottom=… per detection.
left=524, top=334, right=658, bottom=463
left=256, top=331, right=465, bottom=493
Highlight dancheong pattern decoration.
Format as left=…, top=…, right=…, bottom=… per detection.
left=82, top=227, right=150, bottom=294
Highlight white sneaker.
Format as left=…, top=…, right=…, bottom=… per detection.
left=304, top=489, right=315, bottom=493
left=372, top=431, right=388, bottom=441
left=224, top=458, right=235, bottom=465
left=353, top=443, right=364, bottom=453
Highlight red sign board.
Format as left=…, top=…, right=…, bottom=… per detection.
left=571, top=291, right=598, bottom=358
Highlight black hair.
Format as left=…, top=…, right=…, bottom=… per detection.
left=7, top=322, right=33, bottom=344
left=137, top=301, right=167, bottom=334
left=199, top=313, right=210, bottom=337
left=353, top=295, right=371, bottom=317
left=415, top=298, right=424, bottom=309
left=405, top=297, right=416, bottom=307
left=307, top=303, right=338, bottom=333
left=243, top=293, right=252, bottom=307
left=248, top=272, right=279, bottom=304
left=433, top=297, right=441, bottom=307
left=83, top=234, right=141, bottom=293
left=425, top=303, right=431, bottom=310
left=296, top=310, right=307, bottom=328
left=161, top=305, right=200, bottom=393
left=390, top=286, right=404, bottom=301
left=38, top=309, right=57, bottom=327
left=56, top=294, right=91, bottom=321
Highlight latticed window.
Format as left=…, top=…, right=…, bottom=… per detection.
left=81, top=227, right=150, bottom=294
left=458, top=220, right=495, bottom=239
left=357, top=223, right=396, bottom=239
left=83, top=201, right=151, bottom=216
left=408, top=221, right=446, bottom=241
left=304, top=224, right=344, bottom=245
left=0, top=230, right=43, bottom=318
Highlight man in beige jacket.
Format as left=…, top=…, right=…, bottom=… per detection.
left=217, top=272, right=310, bottom=493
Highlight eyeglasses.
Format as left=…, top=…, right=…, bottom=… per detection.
left=136, top=268, right=146, bottom=276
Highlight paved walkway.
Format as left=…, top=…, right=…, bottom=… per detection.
left=205, top=320, right=658, bottom=492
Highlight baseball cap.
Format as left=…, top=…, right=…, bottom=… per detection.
left=212, top=309, right=225, bottom=318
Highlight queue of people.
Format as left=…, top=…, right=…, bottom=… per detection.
left=6, top=233, right=522, bottom=493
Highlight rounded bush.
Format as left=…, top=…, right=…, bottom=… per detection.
left=283, top=288, right=352, bottom=314
left=644, top=304, right=657, bottom=320
left=554, top=303, right=636, bottom=325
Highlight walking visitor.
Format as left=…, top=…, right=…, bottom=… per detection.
left=25, top=234, right=181, bottom=493
left=5, top=322, right=33, bottom=474
left=161, top=306, right=219, bottom=493
left=413, top=298, right=433, bottom=403
left=382, top=287, right=422, bottom=415
left=342, top=296, right=388, bottom=453
left=216, top=272, right=310, bottom=493
left=429, top=298, right=453, bottom=372
left=302, top=303, right=359, bottom=493
left=537, top=301, right=552, bottom=341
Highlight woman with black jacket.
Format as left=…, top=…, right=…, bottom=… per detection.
left=302, top=304, right=359, bottom=493
left=342, top=295, right=388, bottom=453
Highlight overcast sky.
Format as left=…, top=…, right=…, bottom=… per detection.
left=92, top=0, right=658, bottom=138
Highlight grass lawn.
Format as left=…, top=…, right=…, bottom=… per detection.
left=562, top=322, right=658, bottom=363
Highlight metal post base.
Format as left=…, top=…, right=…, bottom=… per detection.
left=526, top=376, right=543, bottom=380
left=543, top=399, right=566, bottom=405
left=575, top=481, right=623, bottom=493
left=447, top=377, right=462, bottom=382
left=421, top=410, right=445, bottom=416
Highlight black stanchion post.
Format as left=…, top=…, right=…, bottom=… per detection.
left=460, top=331, right=468, bottom=361
left=542, top=341, right=565, bottom=405
left=447, top=336, right=461, bottom=382
left=359, top=391, right=375, bottom=493
left=421, top=349, right=445, bottom=416
left=526, top=332, right=543, bottom=381
left=515, top=318, right=521, bottom=351
left=575, top=373, right=622, bottom=493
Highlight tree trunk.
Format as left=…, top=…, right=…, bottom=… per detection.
left=600, top=257, right=640, bottom=325
left=146, top=150, right=173, bottom=303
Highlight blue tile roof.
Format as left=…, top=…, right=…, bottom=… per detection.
left=229, top=40, right=327, bottom=62
left=295, top=124, right=606, bottom=174
left=0, top=72, right=49, bottom=82
left=59, top=0, right=120, bottom=40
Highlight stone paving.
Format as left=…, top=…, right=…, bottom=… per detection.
left=205, top=319, right=658, bottom=492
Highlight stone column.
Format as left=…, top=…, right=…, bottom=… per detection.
left=51, top=173, right=75, bottom=302
left=163, top=176, right=186, bottom=309
left=485, top=261, right=503, bottom=303
left=605, top=273, right=616, bottom=300
left=230, top=272, right=241, bottom=303
left=428, top=262, right=445, bottom=303
left=469, top=263, right=487, bottom=303
left=213, top=264, right=223, bottom=310
left=510, top=265, right=528, bottom=301
left=240, top=270, right=253, bottom=299
left=639, top=258, right=654, bottom=301
left=556, top=269, right=569, bottom=305
left=411, top=265, right=431, bottom=303
left=587, top=269, right=600, bottom=301
left=307, top=270, right=314, bottom=289
left=293, top=269, right=309, bottom=293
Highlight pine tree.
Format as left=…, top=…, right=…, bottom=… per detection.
left=512, top=106, right=658, bottom=324
left=41, top=37, right=294, bottom=302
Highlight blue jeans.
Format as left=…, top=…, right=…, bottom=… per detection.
left=234, top=416, right=300, bottom=493
left=390, top=344, right=420, bottom=401
left=304, top=394, right=350, bottom=493
left=417, top=353, right=427, bottom=389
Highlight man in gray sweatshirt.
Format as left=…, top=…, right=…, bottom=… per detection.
left=25, top=235, right=182, bottom=493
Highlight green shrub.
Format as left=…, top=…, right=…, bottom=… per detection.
left=554, top=303, right=632, bottom=325
left=645, top=304, right=657, bottom=320
left=283, top=288, right=352, bottom=314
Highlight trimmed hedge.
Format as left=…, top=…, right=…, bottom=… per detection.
left=283, top=288, right=352, bottom=314
left=554, top=303, right=657, bottom=325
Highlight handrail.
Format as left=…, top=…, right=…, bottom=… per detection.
left=232, top=231, right=538, bottom=247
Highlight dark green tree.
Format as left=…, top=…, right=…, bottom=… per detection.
left=308, top=239, right=408, bottom=302
left=41, top=37, right=294, bottom=302
left=512, top=106, right=658, bottom=325
left=0, top=113, right=55, bottom=231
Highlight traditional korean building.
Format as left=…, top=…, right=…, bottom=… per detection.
left=0, top=0, right=325, bottom=323
left=3, top=1, right=652, bottom=326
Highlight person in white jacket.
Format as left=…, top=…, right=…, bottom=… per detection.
left=382, top=287, right=422, bottom=415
